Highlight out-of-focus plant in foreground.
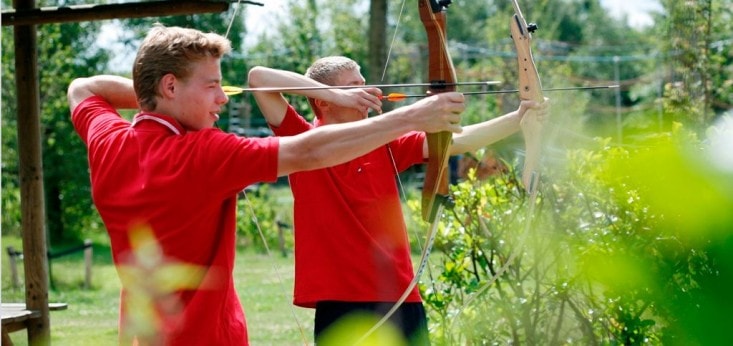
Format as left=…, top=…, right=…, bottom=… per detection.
left=412, top=118, right=733, bottom=345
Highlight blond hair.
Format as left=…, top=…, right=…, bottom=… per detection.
left=132, top=24, right=232, bottom=110
left=305, top=56, right=360, bottom=85
left=305, top=56, right=360, bottom=118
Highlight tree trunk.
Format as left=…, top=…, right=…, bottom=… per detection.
left=368, top=0, right=387, bottom=85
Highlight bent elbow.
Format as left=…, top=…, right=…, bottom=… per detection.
left=68, top=78, right=87, bottom=98
left=247, top=66, right=267, bottom=88
left=67, top=77, right=92, bottom=113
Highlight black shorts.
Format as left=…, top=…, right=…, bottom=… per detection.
left=314, top=301, right=430, bottom=345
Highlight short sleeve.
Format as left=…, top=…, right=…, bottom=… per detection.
left=71, top=95, right=130, bottom=145
left=390, top=132, right=426, bottom=172
left=270, top=105, right=313, bottom=136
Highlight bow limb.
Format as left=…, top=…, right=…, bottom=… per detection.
left=419, top=0, right=457, bottom=222
left=451, top=2, right=546, bottom=333
left=510, top=0, right=544, bottom=197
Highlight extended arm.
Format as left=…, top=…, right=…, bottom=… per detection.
left=67, top=75, right=138, bottom=112
left=277, top=92, right=464, bottom=176
left=247, top=66, right=382, bottom=127
left=441, top=99, right=548, bottom=157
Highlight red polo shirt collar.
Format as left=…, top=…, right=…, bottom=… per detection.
left=132, top=112, right=186, bottom=135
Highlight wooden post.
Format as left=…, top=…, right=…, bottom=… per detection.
left=7, top=246, right=20, bottom=289
left=3, top=1, right=240, bottom=344
left=14, top=0, right=50, bottom=343
left=2, top=0, right=231, bottom=26
left=84, top=239, right=93, bottom=289
left=276, top=220, right=287, bottom=258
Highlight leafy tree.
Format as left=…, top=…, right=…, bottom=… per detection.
left=655, top=0, right=732, bottom=127
left=2, top=0, right=108, bottom=243
left=2, top=1, right=252, bottom=243
left=244, top=0, right=371, bottom=118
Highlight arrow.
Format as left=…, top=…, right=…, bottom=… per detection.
left=378, top=85, right=619, bottom=102
left=221, top=80, right=501, bottom=96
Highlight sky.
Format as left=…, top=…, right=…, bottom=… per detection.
left=599, top=0, right=663, bottom=28
left=246, top=0, right=664, bottom=21
left=243, top=0, right=662, bottom=44
left=99, top=0, right=663, bottom=71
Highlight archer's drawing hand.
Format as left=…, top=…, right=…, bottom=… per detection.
left=332, top=88, right=383, bottom=114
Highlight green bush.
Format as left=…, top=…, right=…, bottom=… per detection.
left=236, top=183, right=295, bottom=257
left=411, top=126, right=731, bottom=345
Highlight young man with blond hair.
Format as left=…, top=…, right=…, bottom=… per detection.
left=249, top=56, right=547, bottom=345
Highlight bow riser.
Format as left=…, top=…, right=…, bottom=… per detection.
left=419, top=1, right=456, bottom=222
left=355, top=3, right=458, bottom=341
left=451, top=0, right=547, bottom=330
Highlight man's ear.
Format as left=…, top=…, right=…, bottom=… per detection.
left=160, top=73, right=177, bottom=98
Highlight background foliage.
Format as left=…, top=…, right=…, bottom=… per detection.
left=2, top=0, right=732, bottom=344
left=2, top=0, right=108, bottom=243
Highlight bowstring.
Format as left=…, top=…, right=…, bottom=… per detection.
left=224, top=0, right=242, bottom=39
left=358, top=0, right=424, bottom=342
left=385, top=0, right=438, bottom=283
left=380, top=0, right=408, bottom=82
left=241, top=192, right=309, bottom=343
left=451, top=111, right=550, bottom=330
left=381, top=0, right=424, bottom=253
left=224, top=2, right=309, bottom=344
left=452, top=0, right=554, bottom=334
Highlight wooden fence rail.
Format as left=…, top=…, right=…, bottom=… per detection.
left=6, top=239, right=93, bottom=290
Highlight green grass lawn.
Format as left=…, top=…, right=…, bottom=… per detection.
left=1, top=235, right=314, bottom=345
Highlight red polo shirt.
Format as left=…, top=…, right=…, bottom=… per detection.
left=72, top=96, right=278, bottom=345
left=272, top=106, right=425, bottom=308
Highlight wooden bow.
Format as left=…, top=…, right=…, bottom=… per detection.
left=511, top=0, right=544, bottom=197
left=419, top=0, right=456, bottom=223
left=354, top=1, right=456, bottom=342
left=449, top=1, right=546, bottom=328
